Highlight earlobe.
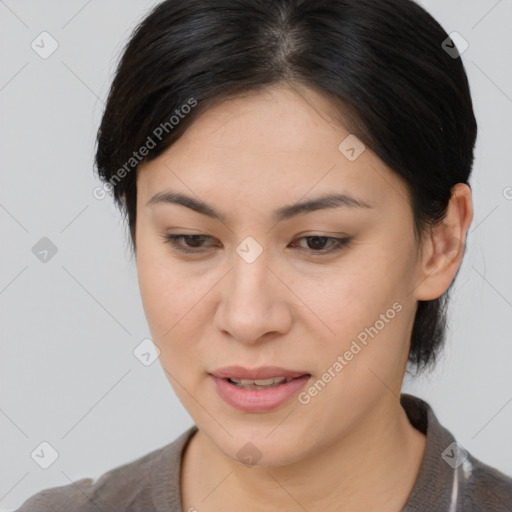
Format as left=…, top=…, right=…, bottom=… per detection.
left=413, top=183, right=474, bottom=301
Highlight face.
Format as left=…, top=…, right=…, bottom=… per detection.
left=135, top=83, right=424, bottom=467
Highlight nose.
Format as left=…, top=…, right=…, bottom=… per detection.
left=214, top=248, right=293, bottom=344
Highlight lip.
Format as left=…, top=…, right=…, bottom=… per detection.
left=210, top=365, right=309, bottom=380
left=209, top=366, right=312, bottom=413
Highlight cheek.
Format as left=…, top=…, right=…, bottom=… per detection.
left=291, top=250, right=412, bottom=374
left=296, top=270, right=410, bottom=423
left=135, top=238, right=218, bottom=377
left=296, top=262, right=398, bottom=333
left=136, top=240, right=196, bottom=340
left=137, top=254, right=207, bottom=398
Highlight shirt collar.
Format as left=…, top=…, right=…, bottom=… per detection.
left=150, top=394, right=459, bottom=512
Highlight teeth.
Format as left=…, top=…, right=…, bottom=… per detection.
left=229, top=377, right=290, bottom=389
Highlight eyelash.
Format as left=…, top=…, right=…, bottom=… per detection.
left=164, top=234, right=352, bottom=255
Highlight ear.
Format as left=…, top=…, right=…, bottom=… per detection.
left=413, top=183, right=474, bottom=301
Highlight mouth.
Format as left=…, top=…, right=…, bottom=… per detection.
left=209, top=366, right=312, bottom=413
left=210, top=365, right=310, bottom=381
left=226, top=376, right=301, bottom=389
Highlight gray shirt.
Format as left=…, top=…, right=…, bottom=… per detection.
left=14, top=394, right=512, bottom=511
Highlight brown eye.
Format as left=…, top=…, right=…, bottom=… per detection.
left=165, top=234, right=216, bottom=253
left=292, top=236, right=352, bottom=254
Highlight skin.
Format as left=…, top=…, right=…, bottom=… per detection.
left=134, top=82, right=473, bottom=512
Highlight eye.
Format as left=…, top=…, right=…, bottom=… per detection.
left=290, top=236, right=352, bottom=254
left=165, top=234, right=217, bottom=253
left=164, top=234, right=352, bottom=255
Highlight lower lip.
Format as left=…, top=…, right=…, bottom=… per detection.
left=211, top=375, right=311, bottom=413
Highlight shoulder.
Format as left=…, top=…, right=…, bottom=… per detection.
left=13, top=476, right=104, bottom=512
left=14, top=448, right=160, bottom=512
left=461, top=453, right=512, bottom=511
left=400, top=394, right=512, bottom=512
left=14, top=427, right=197, bottom=512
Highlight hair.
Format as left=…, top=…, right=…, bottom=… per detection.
left=95, top=0, right=477, bottom=373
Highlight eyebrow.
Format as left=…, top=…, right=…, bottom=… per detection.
left=146, top=190, right=374, bottom=223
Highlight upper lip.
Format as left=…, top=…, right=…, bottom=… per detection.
left=210, top=366, right=310, bottom=380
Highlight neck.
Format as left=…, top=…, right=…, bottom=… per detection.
left=181, top=395, right=426, bottom=512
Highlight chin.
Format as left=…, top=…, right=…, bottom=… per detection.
left=209, top=423, right=310, bottom=469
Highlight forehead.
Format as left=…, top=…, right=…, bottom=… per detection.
left=137, top=84, right=410, bottom=214
left=161, top=84, right=351, bottom=158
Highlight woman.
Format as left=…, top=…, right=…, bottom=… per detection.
left=16, top=0, right=512, bottom=511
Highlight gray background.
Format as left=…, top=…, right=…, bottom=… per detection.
left=1, top=1, right=511, bottom=510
